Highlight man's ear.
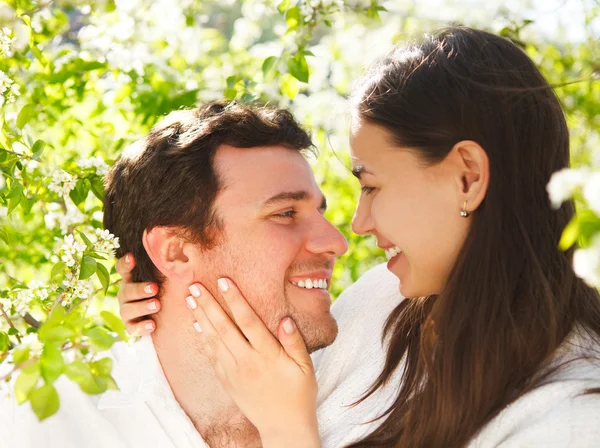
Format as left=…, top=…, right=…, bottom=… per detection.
left=142, top=227, right=196, bottom=282
left=448, top=140, right=490, bottom=213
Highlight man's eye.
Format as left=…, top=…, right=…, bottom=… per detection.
left=275, top=210, right=297, bottom=218
left=361, top=186, right=376, bottom=195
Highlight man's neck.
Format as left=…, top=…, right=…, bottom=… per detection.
left=151, top=293, right=261, bottom=447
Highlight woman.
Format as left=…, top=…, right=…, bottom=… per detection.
left=114, top=26, right=600, bottom=447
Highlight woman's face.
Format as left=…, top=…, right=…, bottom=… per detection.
left=349, top=119, right=472, bottom=298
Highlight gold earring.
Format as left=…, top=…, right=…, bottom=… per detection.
left=460, top=201, right=469, bottom=218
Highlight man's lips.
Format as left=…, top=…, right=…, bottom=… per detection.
left=288, top=271, right=332, bottom=290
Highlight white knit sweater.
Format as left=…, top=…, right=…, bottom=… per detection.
left=314, top=263, right=600, bottom=448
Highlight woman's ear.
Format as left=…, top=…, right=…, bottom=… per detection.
left=142, top=227, right=195, bottom=282
left=449, top=140, right=490, bottom=212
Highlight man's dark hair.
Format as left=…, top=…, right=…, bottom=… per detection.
left=103, top=100, right=313, bottom=289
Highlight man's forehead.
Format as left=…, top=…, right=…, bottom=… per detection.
left=214, top=145, right=320, bottom=204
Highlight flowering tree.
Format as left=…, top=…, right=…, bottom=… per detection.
left=0, top=0, right=598, bottom=421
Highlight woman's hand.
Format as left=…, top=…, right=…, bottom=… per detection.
left=115, top=253, right=161, bottom=335
left=186, top=278, right=321, bottom=448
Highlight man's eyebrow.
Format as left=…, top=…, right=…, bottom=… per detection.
left=261, top=190, right=327, bottom=211
left=351, top=165, right=373, bottom=179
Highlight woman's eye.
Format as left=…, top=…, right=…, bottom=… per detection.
left=361, top=186, right=376, bottom=195
left=275, top=210, right=297, bottom=219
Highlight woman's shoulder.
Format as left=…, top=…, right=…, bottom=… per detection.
left=470, top=329, right=600, bottom=447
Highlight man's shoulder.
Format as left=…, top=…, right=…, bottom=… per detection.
left=0, top=337, right=155, bottom=448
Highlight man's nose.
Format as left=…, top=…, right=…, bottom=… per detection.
left=351, top=198, right=374, bottom=236
left=306, top=215, right=348, bottom=257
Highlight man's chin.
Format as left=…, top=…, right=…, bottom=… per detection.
left=301, top=315, right=339, bottom=354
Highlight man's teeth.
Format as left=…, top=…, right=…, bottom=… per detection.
left=291, top=279, right=328, bottom=289
left=385, top=246, right=402, bottom=260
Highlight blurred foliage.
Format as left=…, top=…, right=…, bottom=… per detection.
left=0, top=0, right=598, bottom=420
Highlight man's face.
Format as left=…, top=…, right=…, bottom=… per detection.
left=195, top=145, right=348, bottom=352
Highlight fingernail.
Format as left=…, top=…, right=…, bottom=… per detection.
left=147, top=300, right=157, bottom=311
left=186, top=295, right=197, bottom=310
left=145, top=322, right=154, bottom=332
left=144, top=283, right=155, bottom=294
left=125, top=254, right=131, bottom=264
left=282, top=318, right=295, bottom=335
left=193, top=322, right=203, bottom=333
left=218, top=278, right=229, bottom=292
left=189, top=284, right=201, bottom=298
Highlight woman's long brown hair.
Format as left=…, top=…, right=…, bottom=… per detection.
left=347, top=27, right=600, bottom=447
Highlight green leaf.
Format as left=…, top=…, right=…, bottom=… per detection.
left=279, top=73, right=300, bottom=99
left=7, top=194, right=21, bottom=214
left=559, top=215, right=579, bottom=250
left=90, top=357, right=113, bottom=376
left=85, top=326, right=115, bottom=351
left=38, top=325, right=75, bottom=344
left=277, top=0, right=291, bottom=13
left=51, top=261, right=66, bottom=278
left=13, top=347, right=30, bottom=364
left=65, top=360, right=108, bottom=395
left=0, top=331, right=9, bottom=353
left=69, top=178, right=90, bottom=206
left=8, top=327, right=20, bottom=336
left=40, top=343, right=65, bottom=384
left=90, top=176, right=105, bottom=200
left=96, top=263, right=110, bottom=294
left=262, top=56, right=278, bottom=76
left=29, top=384, right=60, bottom=421
left=0, top=228, right=9, bottom=245
left=285, top=6, right=301, bottom=29
left=78, top=231, right=94, bottom=250
left=17, top=104, right=35, bottom=130
left=14, top=364, right=40, bottom=405
left=288, top=53, right=309, bottom=83
left=6, top=183, right=23, bottom=199
left=79, top=256, right=97, bottom=280
left=101, top=311, right=128, bottom=341
left=32, top=140, right=46, bottom=160
left=559, top=210, right=600, bottom=251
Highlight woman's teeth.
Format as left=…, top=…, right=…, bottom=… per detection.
left=291, top=279, right=328, bottom=290
left=385, top=246, right=402, bottom=260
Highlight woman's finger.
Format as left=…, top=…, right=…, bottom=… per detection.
left=115, top=253, right=135, bottom=281
left=126, top=318, right=155, bottom=337
left=120, top=298, right=161, bottom=324
left=215, top=278, right=280, bottom=355
left=188, top=283, right=251, bottom=355
left=277, top=317, right=314, bottom=375
left=117, top=280, right=158, bottom=307
left=185, top=289, right=238, bottom=371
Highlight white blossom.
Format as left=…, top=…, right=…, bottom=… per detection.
left=48, top=169, right=77, bottom=198
left=61, top=273, right=94, bottom=307
left=0, top=27, right=15, bottom=57
left=17, top=333, right=43, bottom=358
left=0, top=171, right=5, bottom=190
left=546, top=168, right=590, bottom=209
left=79, top=156, right=110, bottom=177
left=55, top=234, right=87, bottom=268
left=44, top=202, right=85, bottom=234
left=0, top=70, right=19, bottom=104
left=582, top=172, right=600, bottom=216
left=573, top=235, right=600, bottom=288
left=94, top=228, right=120, bottom=254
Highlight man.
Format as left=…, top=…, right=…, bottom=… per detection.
left=1, top=100, right=353, bottom=447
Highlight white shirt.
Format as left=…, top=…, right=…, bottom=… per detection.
left=315, top=263, right=600, bottom=447
left=2, top=263, right=600, bottom=447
